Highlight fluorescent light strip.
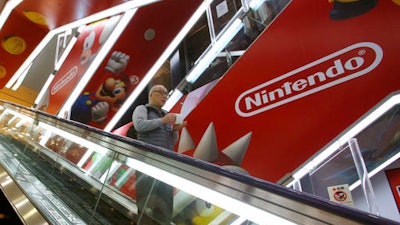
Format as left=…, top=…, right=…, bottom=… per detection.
left=125, top=157, right=296, bottom=225
left=33, top=74, right=54, bottom=106
left=186, top=18, right=244, bottom=83
left=76, top=149, right=94, bottom=168
left=217, top=50, right=245, bottom=57
left=11, top=62, right=33, bottom=90
left=162, top=90, right=183, bottom=111
left=38, top=122, right=110, bottom=156
left=0, top=0, right=22, bottom=29
left=104, top=1, right=212, bottom=131
left=249, top=0, right=266, bottom=10
left=0, top=110, right=9, bottom=121
left=15, top=119, right=26, bottom=128
left=350, top=150, right=400, bottom=191
left=290, top=94, right=400, bottom=185
left=210, top=210, right=234, bottom=224
left=241, top=0, right=250, bottom=13
left=3, top=108, right=34, bottom=123
left=57, top=10, right=135, bottom=118
left=7, top=116, right=19, bottom=127
left=162, top=18, right=243, bottom=112
left=206, top=0, right=216, bottom=44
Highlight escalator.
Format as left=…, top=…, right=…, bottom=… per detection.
left=0, top=100, right=397, bottom=225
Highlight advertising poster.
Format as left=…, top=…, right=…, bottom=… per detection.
left=45, top=17, right=120, bottom=115
left=69, top=0, right=203, bottom=129
left=174, top=1, right=400, bottom=182
left=0, top=10, right=47, bottom=88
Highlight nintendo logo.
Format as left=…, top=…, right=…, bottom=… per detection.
left=235, top=42, right=383, bottom=117
left=51, top=66, right=78, bottom=95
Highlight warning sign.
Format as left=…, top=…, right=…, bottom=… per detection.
left=327, top=184, right=354, bottom=207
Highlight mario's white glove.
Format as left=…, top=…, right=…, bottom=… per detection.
left=104, top=51, right=130, bottom=75
left=91, top=101, right=109, bottom=122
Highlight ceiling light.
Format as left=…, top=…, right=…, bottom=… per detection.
left=125, top=156, right=296, bottom=225
left=186, top=18, right=243, bottom=83
left=162, top=90, right=184, bottom=111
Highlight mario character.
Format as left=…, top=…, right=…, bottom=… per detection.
left=34, top=16, right=121, bottom=114
left=70, top=51, right=138, bottom=125
left=329, top=0, right=378, bottom=20
left=95, top=51, right=131, bottom=110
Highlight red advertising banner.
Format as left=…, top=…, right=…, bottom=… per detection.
left=176, top=1, right=400, bottom=182
left=46, top=17, right=119, bottom=115
left=67, top=0, right=202, bottom=129
left=0, top=13, right=47, bottom=88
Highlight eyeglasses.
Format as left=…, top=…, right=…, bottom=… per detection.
left=152, top=90, right=169, bottom=96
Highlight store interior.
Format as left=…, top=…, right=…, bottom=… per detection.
left=1, top=0, right=400, bottom=224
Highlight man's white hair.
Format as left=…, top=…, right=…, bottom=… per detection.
left=149, top=84, right=166, bottom=96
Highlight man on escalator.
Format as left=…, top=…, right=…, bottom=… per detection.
left=132, top=84, right=187, bottom=225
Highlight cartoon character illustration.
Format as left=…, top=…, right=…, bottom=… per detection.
left=173, top=123, right=252, bottom=223
left=70, top=51, right=138, bottom=124
left=34, top=16, right=121, bottom=115
left=80, top=29, right=96, bottom=66
left=68, top=19, right=140, bottom=125
left=80, top=16, right=119, bottom=66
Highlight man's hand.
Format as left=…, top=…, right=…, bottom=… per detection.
left=162, top=113, right=176, bottom=124
left=173, top=121, right=187, bottom=131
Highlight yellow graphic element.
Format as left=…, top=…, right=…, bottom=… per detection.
left=2, top=36, right=26, bottom=55
left=192, top=206, right=224, bottom=225
left=23, top=10, right=48, bottom=25
left=393, top=0, right=400, bottom=6
left=0, top=65, right=6, bottom=79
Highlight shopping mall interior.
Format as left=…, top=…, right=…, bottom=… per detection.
left=0, top=0, right=400, bottom=224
